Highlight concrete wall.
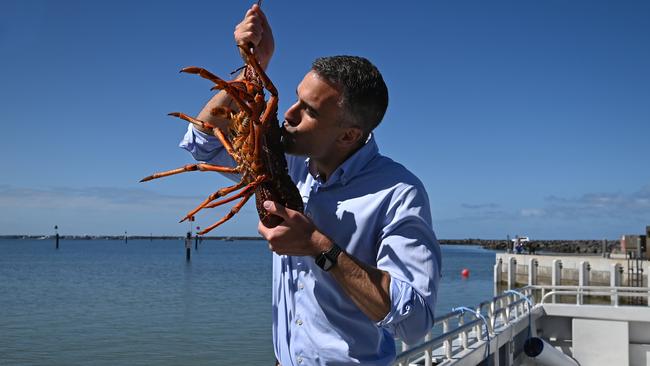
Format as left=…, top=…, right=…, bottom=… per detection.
left=495, top=253, right=649, bottom=287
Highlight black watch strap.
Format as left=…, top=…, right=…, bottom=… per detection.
left=315, top=244, right=342, bottom=271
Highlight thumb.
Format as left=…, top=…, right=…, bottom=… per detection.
left=263, top=200, right=289, bottom=220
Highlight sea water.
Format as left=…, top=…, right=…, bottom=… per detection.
left=0, top=240, right=496, bottom=365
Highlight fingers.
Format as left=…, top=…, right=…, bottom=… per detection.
left=258, top=219, right=285, bottom=253
left=263, top=200, right=290, bottom=220
left=258, top=220, right=272, bottom=246
left=252, top=4, right=269, bottom=28
left=234, top=4, right=266, bottom=48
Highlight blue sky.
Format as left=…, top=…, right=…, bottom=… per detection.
left=1, top=0, right=648, bottom=239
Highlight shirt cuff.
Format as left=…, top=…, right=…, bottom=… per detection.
left=376, top=276, right=415, bottom=328
left=178, top=124, right=224, bottom=163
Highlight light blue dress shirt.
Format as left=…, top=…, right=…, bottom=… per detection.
left=180, top=125, right=441, bottom=365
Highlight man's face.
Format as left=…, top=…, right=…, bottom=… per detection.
left=282, top=71, right=346, bottom=159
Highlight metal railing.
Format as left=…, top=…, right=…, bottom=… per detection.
left=536, top=285, right=650, bottom=306
left=393, top=285, right=650, bottom=366
left=394, top=287, right=535, bottom=366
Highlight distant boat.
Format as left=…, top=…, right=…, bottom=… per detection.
left=37, top=236, right=48, bottom=240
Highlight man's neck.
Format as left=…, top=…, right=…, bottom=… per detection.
left=310, top=142, right=365, bottom=183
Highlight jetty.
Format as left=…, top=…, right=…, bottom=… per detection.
left=494, top=253, right=648, bottom=295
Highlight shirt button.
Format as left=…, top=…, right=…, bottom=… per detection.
left=297, top=356, right=303, bottom=364
left=296, top=319, right=303, bottom=326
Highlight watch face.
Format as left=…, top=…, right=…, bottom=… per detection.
left=322, top=258, right=333, bottom=271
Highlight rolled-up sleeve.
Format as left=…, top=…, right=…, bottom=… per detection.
left=179, top=125, right=233, bottom=165
left=375, top=184, right=442, bottom=345
left=179, top=125, right=239, bottom=181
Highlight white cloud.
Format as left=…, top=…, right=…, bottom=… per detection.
left=520, top=208, right=545, bottom=217
left=461, top=203, right=500, bottom=209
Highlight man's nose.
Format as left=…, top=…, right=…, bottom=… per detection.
left=284, top=103, right=299, bottom=127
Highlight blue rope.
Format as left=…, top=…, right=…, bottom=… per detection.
left=452, top=306, right=491, bottom=366
left=504, top=289, right=533, bottom=339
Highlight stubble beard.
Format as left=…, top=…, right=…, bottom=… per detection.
left=281, top=125, right=298, bottom=155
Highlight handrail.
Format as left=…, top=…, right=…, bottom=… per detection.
left=395, top=288, right=534, bottom=366
left=540, top=287, right=650, bottom=305
left=393, top=285, right=649, bottom=366
left=394, top=319, right=484, bottom=365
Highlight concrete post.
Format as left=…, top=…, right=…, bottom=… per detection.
left=494, top=258, right=503, bottom=296
left=610, top=263, right=622, bottom=305
left=552, top=259, right=562, bottom=303
left=507, top=257, right=517, bottom=290
left=578, top=261, right=590, bottom=305
left=528, top=258, right=538, bottom=286
left=579, top=261, right=590, bottom=287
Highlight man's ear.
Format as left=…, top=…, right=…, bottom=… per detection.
left=338, top=127, right=364, bottom=148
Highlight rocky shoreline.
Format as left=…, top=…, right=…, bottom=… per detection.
left=439, top=239, right=619, bottom=254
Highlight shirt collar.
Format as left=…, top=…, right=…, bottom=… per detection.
left=304, top=133, right=379, bottom=187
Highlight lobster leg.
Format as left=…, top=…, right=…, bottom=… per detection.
left=239, top=46, right=279, bottom=177
left=246, top=94, right=264, bottom=166
left=203, top=175, right=265, bottom=209
left=168, top=112, right=236, bottom=158
left=179, top=180, right=247, bottom=223
left=168, top=112, right=219, bottom=131
left=237, top=46, right=278, bottom=97
left=181, top=67, right=252, bottom=115
left=199, top=191, right=253, bottom=235
left=140, top=163, right=239, bottom=182
left=228, top=80, right=263, bottom=96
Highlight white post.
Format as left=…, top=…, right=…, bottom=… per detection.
left=578, top=261, right=590, bottom=305
left=610, top=263, right=622, bottom=305
left=443, top=319, right=451, bottom=360
left=494, top=258, right=503, bottom=296
left=475, top=305, right=483, bottom=342
left=552, top=259, right=562, bottom=303
left=424, top=332, right=433, bottom=366
left=528, top=258, right=538, bottom=286
left=508, top=257, right=517, bottom=290
left=458, top=315, right=468, bottom=350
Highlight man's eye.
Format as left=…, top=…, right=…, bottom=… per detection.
left=306, top=108, right=316, bottom=117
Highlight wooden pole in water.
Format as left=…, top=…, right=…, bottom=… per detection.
left=195, top=226, right=200, bottom=250
left=125, top=230, right=128, bottom=244
left=185, top=232, right=191, bottom=261
left=55, top=225, right=59, bottom=250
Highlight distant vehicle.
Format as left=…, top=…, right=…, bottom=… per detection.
left=511, top=236, right=530, bottom=254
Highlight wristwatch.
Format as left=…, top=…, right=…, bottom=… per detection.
left=314, top=243, right=342, bottom=271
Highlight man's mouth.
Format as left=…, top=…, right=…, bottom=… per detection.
left=281, top=121, right=296, bottom=135
left=281, top=122, right=294, bottom=146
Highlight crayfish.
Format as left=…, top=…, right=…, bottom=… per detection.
left=141, top=45, right=303, bottom=235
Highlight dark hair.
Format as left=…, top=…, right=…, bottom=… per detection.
left=311, top=56, right=389, bottom=136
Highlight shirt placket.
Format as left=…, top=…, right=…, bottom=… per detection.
left=289, top=177, right=320, bottom=365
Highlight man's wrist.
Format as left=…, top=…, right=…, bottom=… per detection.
left=315, top=243, right=342, bottom=272
left=311, top=231, right=333, bottom=257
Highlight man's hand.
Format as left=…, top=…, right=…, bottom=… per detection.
left=258, top=201, right=332, bottom=256
left=194, top=4, right=274, bottom=133
left=235, top=4, right=274, bottom=69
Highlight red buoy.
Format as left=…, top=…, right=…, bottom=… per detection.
left=461, top=268, right=470, bottom=278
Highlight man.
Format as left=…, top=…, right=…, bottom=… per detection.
left=180, top=4, right=441, bottom=365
